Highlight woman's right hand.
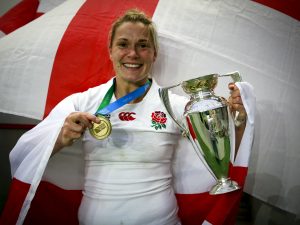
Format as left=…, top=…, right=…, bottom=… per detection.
left=53, top=112, right=100, bottom=154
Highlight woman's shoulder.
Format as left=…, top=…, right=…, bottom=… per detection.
left=152, top=79, right=187, bottom=104
left=151, top=78, right=188, bottom=118
left=81, top=78, right=114, bottom=97
left=56, top=78, right=114, bottom=112
left=68, top=78, right=113, bottom=99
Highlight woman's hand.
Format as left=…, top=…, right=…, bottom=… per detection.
left=53, top=112, right=100, bottom=154
left=228, top=82, right=247, bottom=126
left=228, top=83, right=247, bottom=155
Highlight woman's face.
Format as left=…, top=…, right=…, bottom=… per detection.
left=109, top=22, right=157, bottom=85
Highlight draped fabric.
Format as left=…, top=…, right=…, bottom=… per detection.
left=0, top=78, right=255, bottom=225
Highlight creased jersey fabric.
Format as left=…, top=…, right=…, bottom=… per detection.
left=77, top=78, right=184, bottom=224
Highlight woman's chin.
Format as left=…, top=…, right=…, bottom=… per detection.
left=117, top=74, right=149, bottom=84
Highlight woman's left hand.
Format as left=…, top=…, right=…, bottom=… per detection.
left=228, top=82, right=247, bottom=126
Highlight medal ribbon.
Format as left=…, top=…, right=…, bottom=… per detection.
left=95, top=79, right=151, bottom=116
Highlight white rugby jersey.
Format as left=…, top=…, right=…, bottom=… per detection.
left=77, top=78, right=186, bottom=225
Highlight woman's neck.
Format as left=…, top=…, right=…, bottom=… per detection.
left=114, top=78, right=151, bottom=103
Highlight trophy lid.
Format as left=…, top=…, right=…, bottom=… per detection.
left=181, top=74, right=218, bottom=94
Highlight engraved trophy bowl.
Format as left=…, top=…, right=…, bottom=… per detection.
left=159, top=71, right=242, bottom=194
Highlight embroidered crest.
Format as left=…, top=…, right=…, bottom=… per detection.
left=151, top=111, right=167, bottom=130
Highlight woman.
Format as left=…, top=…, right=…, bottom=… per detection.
left=12, top=9, right=248, bottom=225
left=56, top=10, right=184, bottom=224
left=53, top=9, right=247, bottom=225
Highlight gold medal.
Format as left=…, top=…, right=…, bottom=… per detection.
left=89, top=115, right=112, bottom=140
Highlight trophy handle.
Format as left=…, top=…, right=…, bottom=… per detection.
left=218, top=71, right=244, bottom=126
left=158, top=84, right=189, bottom=136
left=218, top=71, right=242, bottom=82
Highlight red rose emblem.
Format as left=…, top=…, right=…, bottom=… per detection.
left=151, top=111, right=167, bottom=130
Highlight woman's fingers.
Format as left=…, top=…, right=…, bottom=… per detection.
left=227, top=83, right=247, bottom=128
left=59, top=112, right=100, bottom=147
left=228, top=83, right=247, bottom=117
left=70, top=112, right=100, bottom=130
left=53, top=112, right=100, bottom=153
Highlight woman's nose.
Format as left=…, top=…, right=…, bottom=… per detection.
left=127, top=47, right=138, bottom=58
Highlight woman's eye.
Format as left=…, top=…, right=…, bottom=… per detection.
left=117, top=42, right=127, bottom=48
left=139, top=43, right=149, bottom=48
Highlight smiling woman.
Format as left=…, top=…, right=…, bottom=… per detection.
left=109, top=9, right=158, bottom=101
left=68, top=9, right=184, bottom=225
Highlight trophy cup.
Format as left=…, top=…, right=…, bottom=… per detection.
left=159, top=71, right=242, bottom=194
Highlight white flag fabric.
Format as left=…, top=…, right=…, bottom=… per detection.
left=0, top=30, right=5, bottom=38
left=37, top=0, right=66, bottom=13
left=0, top=0, right=299, bottom=224
left=0, top=0, right=85, bottom=119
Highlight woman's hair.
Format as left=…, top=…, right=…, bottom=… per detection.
left=108, top=9, right=158, bottom=53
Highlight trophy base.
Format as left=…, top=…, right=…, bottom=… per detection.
left=209, top=178, right=240, bottom=195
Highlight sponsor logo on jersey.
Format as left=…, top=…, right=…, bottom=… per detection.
left=119, top=112, right=136, bottom=121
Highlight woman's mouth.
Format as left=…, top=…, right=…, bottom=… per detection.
left=123, top=63, right=143, bottom=69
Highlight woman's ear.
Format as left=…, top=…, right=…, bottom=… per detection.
left=153, top=51, right=157, bottom=62
left=109, top=48, right=112, bottom=60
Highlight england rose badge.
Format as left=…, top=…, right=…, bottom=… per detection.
left=151, top=111, right=167, bottom=130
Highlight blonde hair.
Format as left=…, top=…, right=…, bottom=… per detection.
left=108, top=9, right=158, bottom=54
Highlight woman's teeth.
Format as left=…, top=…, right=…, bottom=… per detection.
left=123, top=63, right=142, bottom=68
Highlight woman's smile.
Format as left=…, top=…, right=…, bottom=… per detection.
left=123, top=63, right=142, bottom=68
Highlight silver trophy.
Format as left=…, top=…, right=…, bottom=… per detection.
left=159, top=71, right=242, bottom=194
